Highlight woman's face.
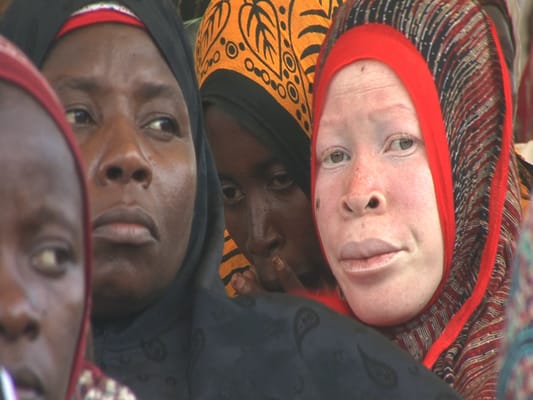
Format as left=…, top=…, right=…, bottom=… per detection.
left=206, top=106, right=331, bottom=291
left=0, top=82, right=84, bottom=400
left=42, top=24, right=197, bottom=319
left=314, top=60, right=444, bottom=326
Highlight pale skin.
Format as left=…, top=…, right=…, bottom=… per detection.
left=314, top=60, right=444, bottom=327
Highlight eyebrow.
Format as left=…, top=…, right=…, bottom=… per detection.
left=368, top=103, right=418, bottom=123
left=51, top=76, right=102, bottom=95
left=217, top=156, right=285, bottom=181
left=51, top=76, right=184, bottom=104
left=23, top=204, right=81, bottom=239
left=136, top=82, right=184, bottom=103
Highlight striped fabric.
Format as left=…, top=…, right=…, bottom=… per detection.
left=312, top=0, right=522, bottom=398
left=219, top=230, right=251, bottom=297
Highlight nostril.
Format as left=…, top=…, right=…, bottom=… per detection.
left=367, top=197, right=379, bottom=209
left=132, top=169, right=148, bottom=182
left=106, top=166, right=122, bottom=181
left=24, top=321, right=38, bottom=340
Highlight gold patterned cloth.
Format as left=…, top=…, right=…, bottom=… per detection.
left=195, top=0, right=342, bottom=194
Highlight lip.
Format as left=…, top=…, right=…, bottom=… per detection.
left=9, top=367, right=44, bottom=400
left=339, top=239, right=401, bottom=273
left=92, top=206, right=159, bottom=245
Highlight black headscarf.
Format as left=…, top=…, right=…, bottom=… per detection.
left=1, top=1, right=462, bottom=399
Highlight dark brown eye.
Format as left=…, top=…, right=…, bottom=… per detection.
left=145, top=117, right=180, bottom=135
left=270, top=171, right=294, bottom=190
left=66, top=108, right=94, bottom=126
left=220, top=181, right=244, bottom=205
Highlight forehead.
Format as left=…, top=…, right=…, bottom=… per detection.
left=327, top=60, right=406, bottom=97
left=42, top=23, right=184, bottom=98
left=0, top=82, right=82, bottom=212
left=206, top=106, right=275, bottom=167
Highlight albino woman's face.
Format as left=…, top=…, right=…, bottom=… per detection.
left=314, top=60, right=444, bottom=326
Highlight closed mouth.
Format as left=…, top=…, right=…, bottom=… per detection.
left=92, top=206, right=159, bottom=245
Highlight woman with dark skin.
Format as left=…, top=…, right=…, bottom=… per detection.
left=1, top=1, right=464, bottom=399
left=195, top=0, right=340, bottom=295
left=0, top=34, right=135, bottom=400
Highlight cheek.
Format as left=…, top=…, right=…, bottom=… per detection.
left=314, top=175, right=339, bottom=240
left=46, top=271, right=85, bottom=390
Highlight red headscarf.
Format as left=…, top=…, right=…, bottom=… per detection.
left=311, top=0, right=520, bottom=398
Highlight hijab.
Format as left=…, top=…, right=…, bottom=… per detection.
left=195, top=0, right=342, bottom=197
left=195, top=0, right=342, bottom=295
left=0, top=1, right=463, bottom=399
left=0, top=34, right=91, bottom=400
left=1, top=1, right=224, bottom=398
left=311, top=0, right=521, bottom=397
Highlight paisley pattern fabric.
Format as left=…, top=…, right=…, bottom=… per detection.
left=311, top=0, right=522, bottom=398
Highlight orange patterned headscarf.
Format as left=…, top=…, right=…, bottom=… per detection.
left=195, top=0, right=342, bottom=195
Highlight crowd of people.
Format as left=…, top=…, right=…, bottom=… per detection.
left=0, top=0, right=532, bottom=399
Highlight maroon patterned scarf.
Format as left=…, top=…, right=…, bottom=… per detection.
left=311, top=0, right=522, bottom=398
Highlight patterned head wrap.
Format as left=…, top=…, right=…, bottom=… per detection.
left=0, top=35, right=91, bottom=400
left=498, top=199, right=533, bottom=399
left=195, top=0, right=342, bottom=195
left=311, top=0, right=521, bottom=397
left=479, top=0, right=517, bottom=79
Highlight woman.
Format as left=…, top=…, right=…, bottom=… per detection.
left=0, top=1, right=463, bottom=399
left=195, top=0, right=341, bottom=295
left=311, top=0, right=521, bottom=398
left=0, top=34, right=135, bottom=400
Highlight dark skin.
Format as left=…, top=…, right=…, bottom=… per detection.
left=205, top=105, right=334, bottom=294
left=42, top=24, right=197, bottom=319
left=0, top=82, right=84, bottom=400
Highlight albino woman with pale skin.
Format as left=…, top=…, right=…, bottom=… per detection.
left=314, top=60, right=444, bottom=326
left=309, top=0, right=522, bottom=397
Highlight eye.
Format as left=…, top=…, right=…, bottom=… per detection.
left=65, top=108, right=94, bottom=126
left=220, top=180, right=245, bottom=206
left=321, top=149, right=350, bottom=167
left=31, top=246, right=73, bottom=277
left=269, top=170, right=294, bottom=190
left=386, top=134, right=419, bottom=155
left=389, top=136, right=414, bottom=151
left=143, top=116, right=180, bottom=140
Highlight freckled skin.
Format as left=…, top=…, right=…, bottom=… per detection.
left=314, top=60, right=444, bottom=326
left=205, top=105, right=333, bottom=292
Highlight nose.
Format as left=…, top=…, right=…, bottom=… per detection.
left=244, top=192, right=282, bottom=259
left=0, top=259, right=40, bottom=341
left=96, top=116, right=153, bottom=188
left=340, top=165, right=387, bottom=217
